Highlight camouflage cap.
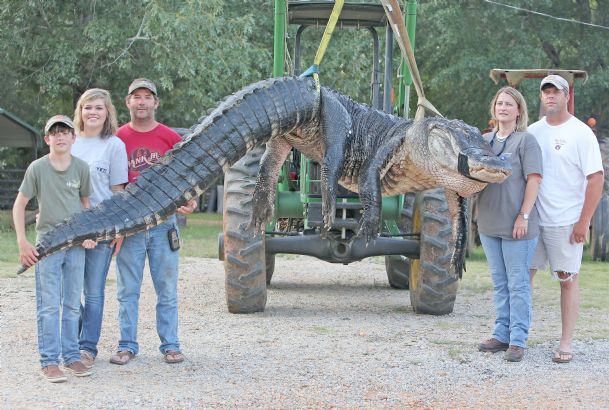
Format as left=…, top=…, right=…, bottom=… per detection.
left=540, top=74, right=569, bottom=94
left=128, top=78, right=157, bottom=95
left=44, top=115, right=74, bottom=134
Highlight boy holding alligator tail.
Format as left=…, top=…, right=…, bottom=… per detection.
left=13, top=115, right=96, bottom=382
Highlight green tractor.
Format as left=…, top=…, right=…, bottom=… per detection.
left=219, top=0, right=459, bottom=315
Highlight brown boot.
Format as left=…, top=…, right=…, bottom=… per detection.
left=80, top=350, right=95, bottom=368
left=63, top=360, right=92, bottom=377
left=504, top=345, right=525, bottom=362
left=40, top=365, right=67, bottom=383
left=478, top=338, right=509, bottom=353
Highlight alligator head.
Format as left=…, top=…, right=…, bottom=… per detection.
left=421, top=118, right=511, bottom=196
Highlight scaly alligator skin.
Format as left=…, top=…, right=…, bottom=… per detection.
left=26, top=76, right=510, bottom=276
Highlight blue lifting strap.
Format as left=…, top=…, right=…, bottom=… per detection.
left=299, top=64, right=320, bottom=78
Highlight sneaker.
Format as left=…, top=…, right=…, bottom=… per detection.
left=80, top=350, right=95, bottom=368
left=504, top=345, right=525, bottom=362
left=40, top=365, right=67, bottom=383
left=63, top=360, right=92, bottom=377
left=478, top=338, right=509, bottom=353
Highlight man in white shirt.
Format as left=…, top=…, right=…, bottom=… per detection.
left=528, top=75, right=604, bottom=364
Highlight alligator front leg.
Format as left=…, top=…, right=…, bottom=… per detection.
left=319, top=89, right=351, bottom=229
left=444, top=189, right=468, bottom=278
left=250, top=137, right=293, bottom=233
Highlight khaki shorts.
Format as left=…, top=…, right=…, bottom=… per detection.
left=531, top=225, right=583, bottom=275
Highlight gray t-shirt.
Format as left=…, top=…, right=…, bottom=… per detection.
left=476, top=131, right=543, bottom=240
left=72, top=135, right=128, bottom=207
left=19, top=155, right=91, bottom=243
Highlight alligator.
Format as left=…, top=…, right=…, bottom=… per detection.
left=22, top=76, right=510, bottom=276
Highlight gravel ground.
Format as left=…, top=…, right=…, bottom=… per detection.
left=1, top=256, right=608, bottom=409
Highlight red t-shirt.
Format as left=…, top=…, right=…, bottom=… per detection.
left=117, top=123, right=181, bottom=183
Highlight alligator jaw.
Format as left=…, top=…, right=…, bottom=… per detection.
left=458, top=152, right=511, bottom=184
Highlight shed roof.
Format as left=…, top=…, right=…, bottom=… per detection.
left=0, top=108, right=41, bottom=149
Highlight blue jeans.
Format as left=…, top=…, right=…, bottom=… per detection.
left=79, top=241, right=114, bottom=357
left=480, top=234, right=537, bottom=348
left=35, top=247, right=85, bottom=367
left=116, top=216, right=180, bottom=355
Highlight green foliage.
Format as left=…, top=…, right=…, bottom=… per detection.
left=1, top=1, right=608, bottom=137
left=0, top=210, right=223, bottom=277
left=0, top=0, right=273, bottom=131
left=416, top=0, right=609, bottom=129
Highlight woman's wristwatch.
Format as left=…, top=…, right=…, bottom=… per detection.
left=519, top=212, right=529, bottom=221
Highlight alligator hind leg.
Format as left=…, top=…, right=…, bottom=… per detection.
left=320, top=89, right=351, bottom=229
left=250, top=136, right=293, bottom=232
left=356, top=158, right=383, bottom=243
left=355, top=128, right=406, bottom=243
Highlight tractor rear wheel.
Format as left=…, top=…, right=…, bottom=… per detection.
left=223, top=147, right=268, bottom=313
left=408, top=188, right=459, bottom=315
left=590, top=139, right=609, bottom=261
left=385, top=192, right=416, bottom=290
left=399, top=192, right=416, bottom=232
left=385, top=256, right=410, bottom=289
left=266, top=253, right=276, bottom=285
left=590, top=195, right=609, bottom=261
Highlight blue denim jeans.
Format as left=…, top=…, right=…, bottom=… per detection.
left=116, top=216, right=180, bottom=355
left=480, top=234, right=537, bottom=348
left=79, top=241, right=114, bottom=357
left=35, top=247, right=85, bottom=367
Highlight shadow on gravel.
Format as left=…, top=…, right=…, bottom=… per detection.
left=262, top=305, right=418, bottom=318
left=268, top=281, right=395, bottom=291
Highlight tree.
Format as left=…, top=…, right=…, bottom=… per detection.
left=0, top=0, right=273, bottom=130
left=415, top=0, right=609, bottom=130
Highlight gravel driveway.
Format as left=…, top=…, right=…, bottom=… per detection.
left=1, top=256, right=608, bottom=409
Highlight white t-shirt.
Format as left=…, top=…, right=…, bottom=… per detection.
left=528, top=116, right=603, bottom=226
left=72, top=135, right=128, bottom=207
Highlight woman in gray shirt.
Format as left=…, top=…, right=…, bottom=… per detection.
left=476, top=86, right=543, bottom=362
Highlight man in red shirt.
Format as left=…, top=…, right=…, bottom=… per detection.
left=110, top=78, right=196, bottom=366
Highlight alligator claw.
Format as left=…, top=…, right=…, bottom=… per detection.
left=357, top=219, right=380, bottom=245
left=450, top=249, right=466, bottom=278
left=322, top=194, right=336, bottom=230
left=248, top=206, right=273, bottom=233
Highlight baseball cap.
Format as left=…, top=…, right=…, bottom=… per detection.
left=540, top=74, right=569, bottom=93
left=44, top=115, right=74, bottom=134
left=128, top=78, right=157, bottom=95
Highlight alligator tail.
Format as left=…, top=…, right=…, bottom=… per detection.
left=27, top=76, right=319, bottom=268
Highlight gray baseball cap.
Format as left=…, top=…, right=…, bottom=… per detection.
left=128, top=78, right=157, bottom=95
left=44, top=115, right=74, bottom=134
left=540, top=74, right=569, bottom=93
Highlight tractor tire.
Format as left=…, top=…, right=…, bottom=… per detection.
left=265, top=253, right=276, bottom=285
left=600, top=138, right=609, bottom=195
left=385, top=255, right=410, bottom=289
left=399, top=192, right=417, bottom=233
left=408, top=188, right=459, bottom=315
left=590, top=139, right=609, bottom=261
left=223, top=146, right=268, bottom=313
left=590, top=195, right=609, bottom=261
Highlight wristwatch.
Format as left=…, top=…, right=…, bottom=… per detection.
left=519, top=212, right=529, bottom=220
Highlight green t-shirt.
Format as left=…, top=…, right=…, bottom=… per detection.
left=19, top=155, right=91, bottom=243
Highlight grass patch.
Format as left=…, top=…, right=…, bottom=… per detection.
left=464, top=243, right=609, bottom=338
left=2, top=207, right=608, bottom=335
left=0, top=210, right=36, bottom=277
left=448, top=346, right=469, bottom=363
left=0, top=210, right=223, bottom=277
left=178, top=212, right=223, bottom=258
left=312, top=326, right=334, bottom=334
